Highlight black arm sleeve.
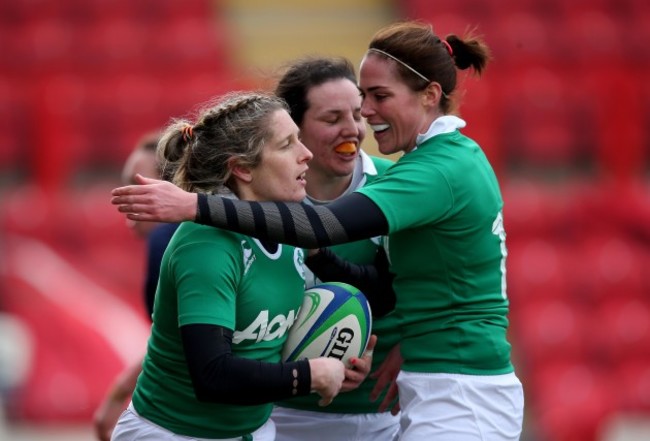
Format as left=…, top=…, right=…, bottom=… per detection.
left=306, top=247, right=396, bottom=318
left=181, top=324, right=311, bottom=405
left=196, top=192, right=389, bottom=248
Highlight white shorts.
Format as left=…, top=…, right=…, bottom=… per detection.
left=111, top=402, right=276, bottom=441
left=271, top=406, right=400, bottom=441
left=396, top=371, right=524, bottom=441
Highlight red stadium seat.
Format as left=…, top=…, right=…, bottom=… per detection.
left=20, top=19, right=77, bottom=75
left=131, top=0, right=216, bottom=23
left=509, top=298, right=587, bottom=369
left=588, top=298, right=650, bottom=363
left=32, top=74, right=95, bottom=188
left=556, top=0, right=629, bottom=19
left=413, top=13, right=478, bottom=40
left=0, top=74, right=31, bottom=171
left=0, top=24, right=34, bottom=74
left=488, top=12, right=555, bottom=68
left=399, top=0, right=493, bottom=22
left=506, top=238, right=574, bottom=306
left=575, top=66, right=645, bottom=181
left=502, top=179, right=578, bottom=239
left=625, top=9, right=650, bottom=63
left=78, top=18, right=152, bottom=73
left=569, top=234, right=647, bottom=305
left=0, top=0, right=61, bottom=24
left=147, top=17, right=231, bottom=73
left=492, top=0, right=564, bottom=17
left=100, top=74, right=167, bottom=163
left=615, top=360, right=650, bottom=411
left=641, top=69, right=650, bottom=169
left=457, top=71, right=504, bottom=173
left=158, top=71, right=240, bottom=119
left=501, top=66, right=594, bottom=171
left=62, top=0, right=133, bottom=23
left=528, top=360, right=616, bottom=441
left=557, top=10, right=625, bottom=67
left=0, top=186, right=58, bottom=245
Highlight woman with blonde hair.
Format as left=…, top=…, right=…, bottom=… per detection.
left=111, top=91, right=352, bottom=441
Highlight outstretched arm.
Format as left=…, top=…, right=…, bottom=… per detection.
left=112, top=174, right=389, bottom=248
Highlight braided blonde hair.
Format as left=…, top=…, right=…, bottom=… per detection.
left=158, top=91, right=289, bottom=194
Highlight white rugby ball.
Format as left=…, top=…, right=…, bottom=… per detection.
left=282, top=282, right=372, bottom=366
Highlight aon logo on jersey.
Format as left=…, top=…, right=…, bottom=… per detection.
left=233, top=309, right=298, bottom=344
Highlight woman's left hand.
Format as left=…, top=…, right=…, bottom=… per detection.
left=341, top=334, right=377, bottom=392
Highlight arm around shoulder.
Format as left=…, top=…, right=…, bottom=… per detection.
left=111, top=174, right=198, bottom=223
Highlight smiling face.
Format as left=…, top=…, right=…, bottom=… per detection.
left=240, top=109, right=313, bottom=203
left=299, top=78, right=366, bottom=182
left=359, top=53, right=434, bottom=155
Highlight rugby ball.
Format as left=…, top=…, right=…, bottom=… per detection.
left=282, top=282, right=372, bottom=366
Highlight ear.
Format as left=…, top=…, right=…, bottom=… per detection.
left=421, top=82, right=443, bottom=108
left=229, top=158, right=253, bottom=184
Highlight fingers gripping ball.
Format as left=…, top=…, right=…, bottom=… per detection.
left=283, top=283, right=372, bottom=367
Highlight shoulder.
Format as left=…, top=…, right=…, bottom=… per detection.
left=165, top=226, right=246, bottom=274
left=420, top=130, right=479, bottom=152
left=170, top=222, right=243, bottom=250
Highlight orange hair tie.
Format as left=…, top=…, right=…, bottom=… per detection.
left=182, top=124, right=194, bottom=142
left=442, top=39, right=453, bottom=57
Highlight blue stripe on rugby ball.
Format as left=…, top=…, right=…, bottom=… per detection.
left=292, top=283, right=368, bottom=353
left=283, top=282, right=372, bottom=363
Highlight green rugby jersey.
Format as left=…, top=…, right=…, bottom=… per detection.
left=132, top=222, right=306, bottom=438
left=357, top=118, right=513, bottom=375
left=279, top=152, right=401, bottom=413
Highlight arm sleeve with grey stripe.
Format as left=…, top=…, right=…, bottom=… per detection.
left=196, top=192, right=388, bottom=248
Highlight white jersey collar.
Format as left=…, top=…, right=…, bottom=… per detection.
left=415, top=115, right=466, bottom=147
left=359, top=149, right=378, bottom=176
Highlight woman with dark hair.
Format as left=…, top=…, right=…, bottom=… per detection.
left=271, top=55, right=400, bottom=441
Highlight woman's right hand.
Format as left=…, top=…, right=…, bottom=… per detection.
left=370, top=343, right=402, bottom=415
left=308, top=357, right=345, bottom=406
left=111, top=174, right=197, bottom=223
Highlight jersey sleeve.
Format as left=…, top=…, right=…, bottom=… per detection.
left=356, top=157, right=454, bottom=233
left=169, top=236, right=241, bottom=329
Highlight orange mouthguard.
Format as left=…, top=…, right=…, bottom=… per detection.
left=334, top=142, right=357, bottom=154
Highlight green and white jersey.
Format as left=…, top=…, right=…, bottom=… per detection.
left=279, top=151, right=402, bottom=414
left=132, top=222, right=306, bottom=439
left=357, top=116, right=513, bottom=375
